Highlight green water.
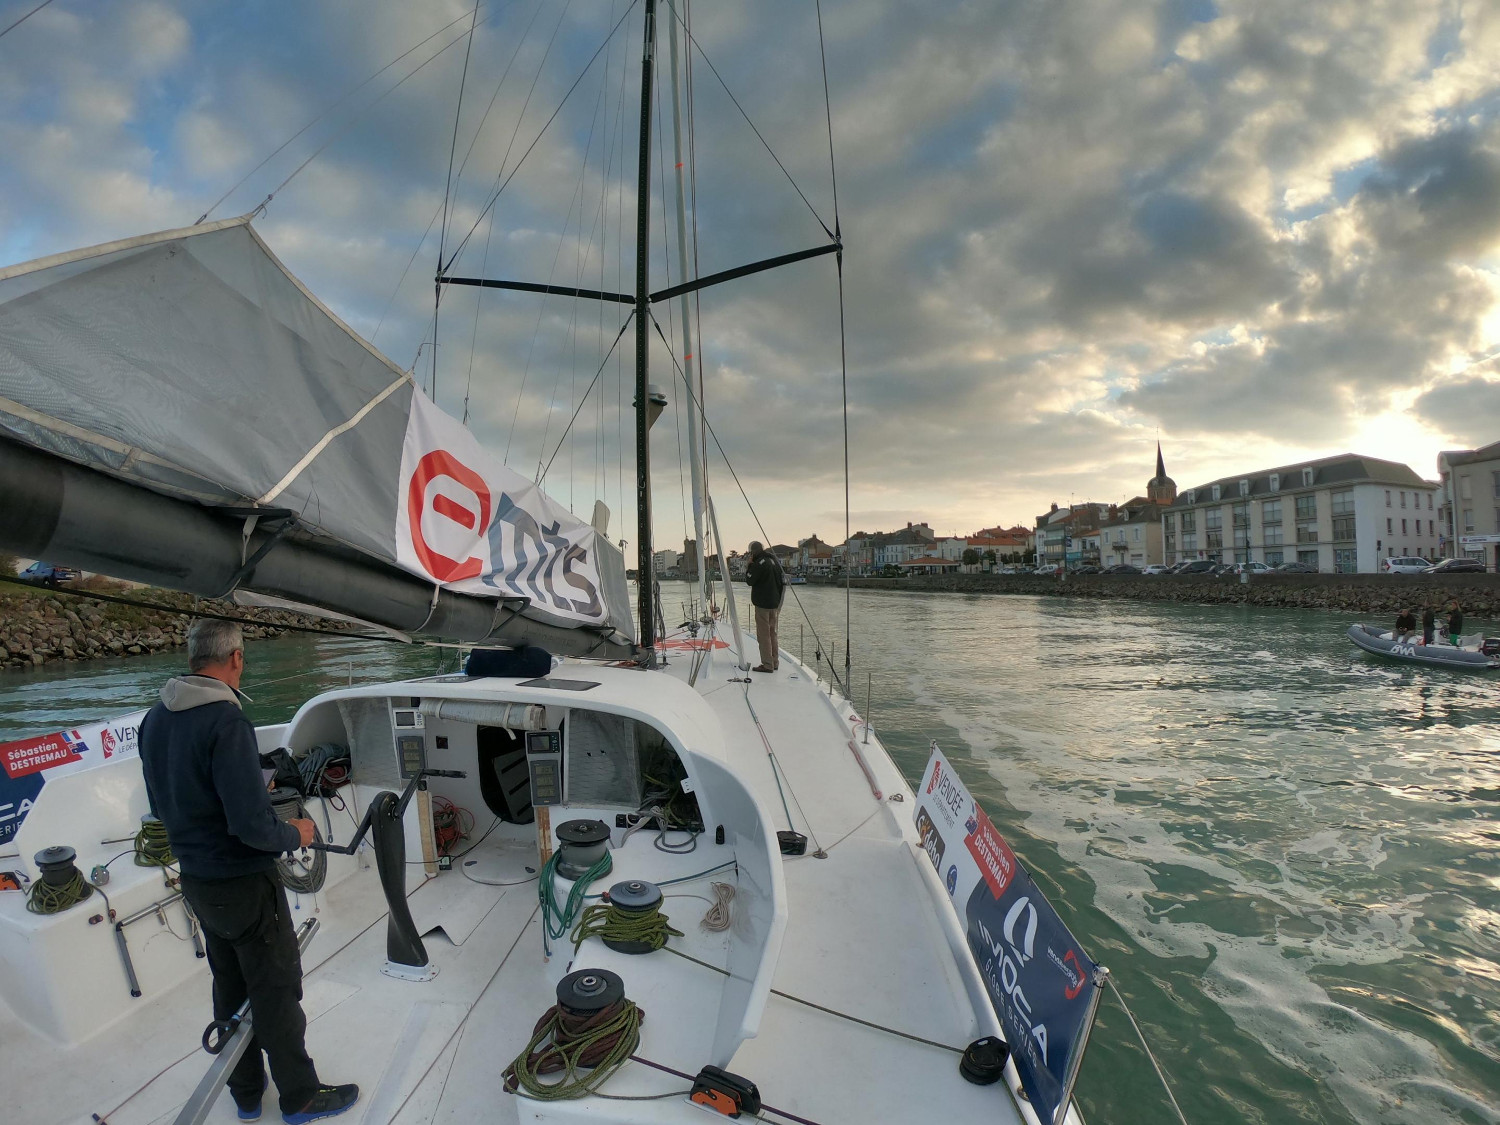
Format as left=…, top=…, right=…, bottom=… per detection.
left=1, top=589, right=1496, bottom=1124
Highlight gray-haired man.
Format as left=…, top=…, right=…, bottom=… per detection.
left=139, top=619, right=358, bottom=1123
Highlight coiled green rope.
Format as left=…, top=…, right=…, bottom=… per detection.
left=134, top=818, right=175, bottom=868
left=538, top=851, right=613, bottom=957
left=570, top=900, right=683, bottom=952
left=503, top=997, right=644, bottom=1100
left=26, top=869, right=93, bottom=914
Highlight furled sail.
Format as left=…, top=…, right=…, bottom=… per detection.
left=0, top=216, right=635, bottom=657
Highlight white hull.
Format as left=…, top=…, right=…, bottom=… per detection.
left=1, top=632, right=1075, bottom=1125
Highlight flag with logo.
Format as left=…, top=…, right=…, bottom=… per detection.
left=915, top=743, right=1102, bottom=1125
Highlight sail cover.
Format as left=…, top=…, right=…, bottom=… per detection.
left=0, top=215, right=633, bottom=643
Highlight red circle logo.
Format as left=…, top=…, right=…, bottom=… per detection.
left=407, top=450, right=492, bottom=583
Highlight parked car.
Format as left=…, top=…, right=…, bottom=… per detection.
left=19, top=562, right=79, bottom=587
left=1422, top=557, right=1485, bottom=574
left=1275, top=561, right=1318, bottom=573
left=1382, top=556, right=1432, bottom=575
left=1142, top=564, right=1169, bottom=576
left=1209, top=563, right=1236, bottom=576
left=1071, top=564, right=1102, bottom=575
left=1034, top=563, right=1061, bottom=576
left=1104, top=564, right=1141, bottom=575
left=1227, top=561, right=1272, bottom=576
left=1175, top=559, right=1217, bottom=575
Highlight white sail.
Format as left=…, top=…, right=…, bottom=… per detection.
left=0, top=215, right=633, bottom=644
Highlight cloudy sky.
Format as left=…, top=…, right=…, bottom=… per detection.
left=3, top=0, right=1499, bottom=553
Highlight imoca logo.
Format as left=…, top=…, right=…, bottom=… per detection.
left=1002, top=895, right=1039, bottom=964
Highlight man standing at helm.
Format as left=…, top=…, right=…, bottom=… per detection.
left=744, top=541, right=785, bottom=673
left=138, top=619, right=359, bottom=1124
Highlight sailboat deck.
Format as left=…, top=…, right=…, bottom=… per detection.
left=3, top=645, right=1041, bottom=1125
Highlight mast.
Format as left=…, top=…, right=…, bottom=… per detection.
left=666, top=0, right=709, bottom=624
left=633, top=0, right=659, bottom=661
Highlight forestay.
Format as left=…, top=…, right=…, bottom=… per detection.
left=0, top=216, right=632, bottom=639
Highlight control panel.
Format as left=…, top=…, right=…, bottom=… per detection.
left=393, top=703, right=427, bottom=779
left=526, top=729, right=564, bottom=806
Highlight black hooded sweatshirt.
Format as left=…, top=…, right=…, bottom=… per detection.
left=139, top=674, right=300, bottom=879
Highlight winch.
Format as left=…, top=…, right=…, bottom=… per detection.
left=27, top=845, right=94, bottom=914
left=554, top=818, right=611, bottom=879
left=503, top=968, right=645, bottom=1099
left=557, top=967, right=626, bottom=1015
left=571, top=878, right=682, bottom=954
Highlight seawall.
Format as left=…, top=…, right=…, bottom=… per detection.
left=811, top=573, right=1500, bottom=619
left=0, top=583, right=352, bottom=670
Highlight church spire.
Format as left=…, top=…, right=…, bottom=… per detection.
left=1156, top=441, right=1166, bottom=480
left=1147, top=442, right=1176, bottom=504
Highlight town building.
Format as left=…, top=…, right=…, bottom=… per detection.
left=1097, top=446, right=1174, bottom=568
left=1438, top=440, right=1500, bottom=569
left=1163, top=454, right=1439, bottom=572
left=872, top=523, right=937, bottom=569
left=1034, top=503, right=1112, bottom=567
left=652, top=548, right=681, bottom=576
left=796, top=535, right=835, bottom=572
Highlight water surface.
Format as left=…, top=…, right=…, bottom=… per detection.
left=1, top=588, right=1496, bottom=1124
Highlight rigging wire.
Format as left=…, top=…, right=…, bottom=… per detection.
left=443, top=0, right=643, bottom=272
left=433, top=1, right=483, bottom=407
left=814, top=0, right=853, bottom=691
left=537, top=316, right=634, bottom=481
left=194, top=5, right=487, bottom=224
left=248, top=13, right=499, bottom=220
left=0, top=0, right=54, bottom=41
left=646, top=315, right=850, bottom=697
left=659, top=1, right=833, bottom=239
left=458, top=0, right=553, bottom=424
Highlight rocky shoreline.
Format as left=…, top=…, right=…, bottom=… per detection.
left=0, top=582, right=355, bottom=670
left=813, top=572, right=1500, bottom=621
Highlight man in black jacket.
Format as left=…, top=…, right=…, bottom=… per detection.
left=743, top=541, right=785, bottom=672
left=139, top=619, right=358, bottom=1124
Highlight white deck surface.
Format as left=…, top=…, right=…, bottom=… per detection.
left=1, top=633, right=1043, bottom=1125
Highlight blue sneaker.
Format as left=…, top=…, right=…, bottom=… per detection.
left=234, top=1075, right=268, bottom=1121
left=282, top=1084, right=359, bottom=1125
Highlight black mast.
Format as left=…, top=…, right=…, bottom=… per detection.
left=633, top=0, right=658, bottom=663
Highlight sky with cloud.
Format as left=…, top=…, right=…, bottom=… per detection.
left=2, top=0, right=1498, bottom=553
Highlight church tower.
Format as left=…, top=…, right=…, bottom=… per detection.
left=1146, top=443, right=1177, bottom=504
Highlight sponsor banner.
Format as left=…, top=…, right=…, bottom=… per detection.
left=916, top=744, right=1100, bottom=1125
left=394, top=392, right=609, bottom=627
left=0, top=711, right=146, bottom=846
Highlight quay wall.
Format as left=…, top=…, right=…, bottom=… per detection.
left=809, top=573, right=1500, bottom=620
left=0, top=583, right=349, bottom=670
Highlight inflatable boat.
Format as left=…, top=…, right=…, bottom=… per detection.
left=1346, top=623, right=1500, bottom=670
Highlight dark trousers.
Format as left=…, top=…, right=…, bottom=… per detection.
left=181, top=870, right=320, bottom=1113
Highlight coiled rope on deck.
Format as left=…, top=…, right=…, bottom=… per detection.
left=538, top=850, right=613, bottom=957
left=570, top=900, right=683, bottom=952
left=134, top=818, right=175, bottom=868
left=26, top=869, right=92, bottom=914
left=502, top=997, right=644, bottom=1100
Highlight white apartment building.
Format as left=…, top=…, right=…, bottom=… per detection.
left=652, top=548, right=681, bottom=575
left=1163, top=454, right=1439, bottom=572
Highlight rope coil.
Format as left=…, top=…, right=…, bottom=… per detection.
left=134, top=818, right=175, bottom=868
left=539, top=850, right=613, bottom=957
left=570, top=900, right=683, bottom=952
left=26, top=868, right=92, bottom=914
left=503, top=997, right=645, bottom=1100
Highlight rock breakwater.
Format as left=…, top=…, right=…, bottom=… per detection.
left=823, top=572, right=1500, bottom=621
left=0, top=582, right=353, bottom=670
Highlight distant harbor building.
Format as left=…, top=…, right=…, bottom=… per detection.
left=1437, top=440, right=1500, bottom=569
left=1163, top=454, right=1439, bottom=572
left=652, top=547, right=681, bottom=576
